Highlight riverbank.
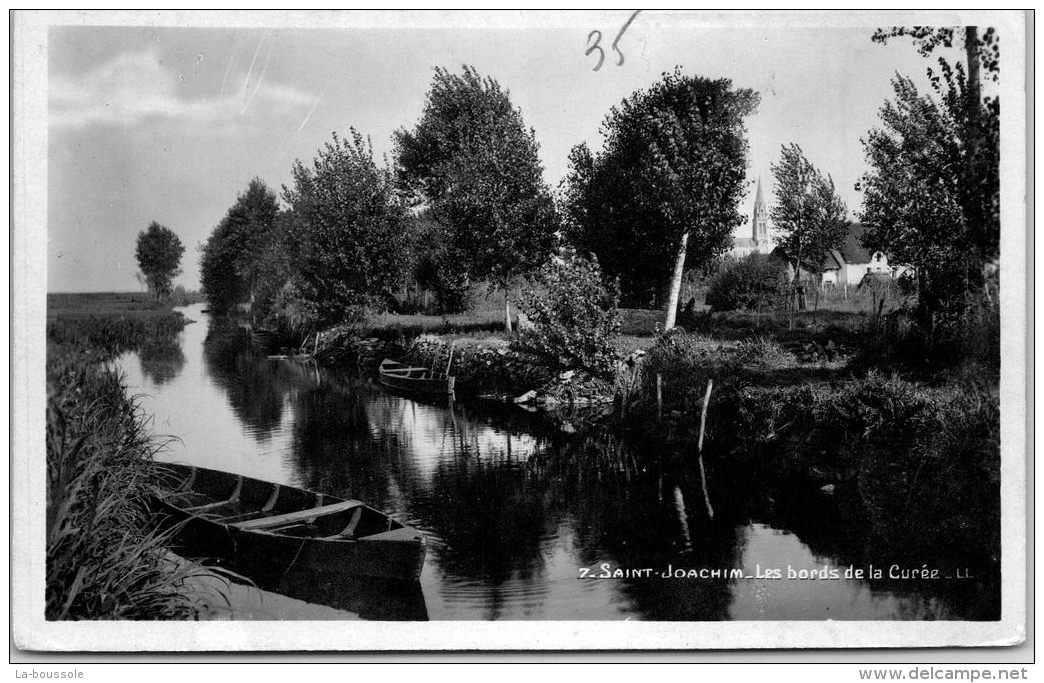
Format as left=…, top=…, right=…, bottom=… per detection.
left=46, top=294, right=220, bottom=619
left=306, top=302, right=1000, bottom=592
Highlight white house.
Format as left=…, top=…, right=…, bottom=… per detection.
left=819, top=223, right=897, bottom=287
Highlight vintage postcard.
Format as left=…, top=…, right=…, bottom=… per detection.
left=11, top=9, right=1027, bottom=651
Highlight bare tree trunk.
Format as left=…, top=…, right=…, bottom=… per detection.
left=503, top=290, right=513, bottom=334
left=663, top=230, right=690, bottom=332
left=812, top=274, right=821, bottom=326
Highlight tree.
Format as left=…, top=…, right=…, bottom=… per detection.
left=395, top=65, right=558, bottom=331
left=769, top=144, right=849, bottom=320
left=135, top=222, right=184, bottom=300
left=561, top=69, right=759, bottom=330
left=861, top=27, right=999, bottom=332
left=199, top=177, right=280, bottom=314
left=515, top=253, right=621, bottom=379
left=283, top=129, right=411, bottom=327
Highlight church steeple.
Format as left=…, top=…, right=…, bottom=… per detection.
left=752, top=177, right=768, bottom=244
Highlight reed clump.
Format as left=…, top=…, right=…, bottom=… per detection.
left=47, top=311, right=186, bottom=356
left=46, top=312, right=214, bottom=620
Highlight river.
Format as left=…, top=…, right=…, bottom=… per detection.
left=117, top=304, right=988, bottom=621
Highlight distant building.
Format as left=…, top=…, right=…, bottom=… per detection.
left=819, top=223, right=898, bottom=287
left=730, top=178, right=772, bottom=258
left=773, top=222, right=904, bottom=287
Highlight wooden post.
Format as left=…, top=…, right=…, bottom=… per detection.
left=446, top=342, right=456, bottom=376
left=656, top=373, right=663, bottom=421
left=696, top=379, right=714, bottom=519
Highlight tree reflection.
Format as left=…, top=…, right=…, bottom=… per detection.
left=287, top=381, right=397, bottom=506
left=138, top=336, right=186, bottom=386
left=524, top=433, right=744, bottom=620
left=202, top=322, right=297, bottom=439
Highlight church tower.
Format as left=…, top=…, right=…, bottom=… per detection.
left=752, top=177, right=768, bottom=246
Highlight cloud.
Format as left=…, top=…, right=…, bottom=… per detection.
left=50, top=46, right=312, bottom=130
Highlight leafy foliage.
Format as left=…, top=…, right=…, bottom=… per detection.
left=282, top=129, right=411, bottom=327
left=199, top=178, right=280, bottom=314
left=515, top=254, right=622, bottom=379
left=705, top=253, right=789, bottom=313
left=861, top=28, right=1000, bottom=335
left=561, top=68, right=759, bottom=308
left=135, top=222, right=184, bottom=300
left=408, top=210, right=472, bottom=314
left=395, top=66, right=558, bottom=290
left=769, top=143, right=849, bottom=279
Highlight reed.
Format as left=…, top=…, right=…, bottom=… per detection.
left=45, top=308, right=216, bottom=620
left=47, top=311, right=186, bottom=357
left=45, top=349, right=217, bottom=619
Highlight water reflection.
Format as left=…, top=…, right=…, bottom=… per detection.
left=236, top=564, right=429, bottom=621
left=117, top=305, right=996, bottom=621
left=202, top=322, right=294, bottom=440
left=138, top=334, right=186, bottom=386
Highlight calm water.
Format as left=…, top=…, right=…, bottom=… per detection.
left=118, top=304, right=989, bottom=621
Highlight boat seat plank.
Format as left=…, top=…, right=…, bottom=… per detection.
left=358, top=527, right=421, bottom=542
left=231, top=500, right=364, bottom=531
left=323, top=507, right=364, bottom=540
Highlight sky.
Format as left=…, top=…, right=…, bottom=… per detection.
left=46, top=12, right=950, bottom=292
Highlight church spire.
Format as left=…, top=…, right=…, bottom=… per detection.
left=752, top=176, right=768, bottom=244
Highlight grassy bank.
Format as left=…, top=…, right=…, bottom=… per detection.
left=317, top=291, right=999, bottom=578
left=46, top=294, right=213, bottom=619
left=622, top=328, right=1000, bottom=576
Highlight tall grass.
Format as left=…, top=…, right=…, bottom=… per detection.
left=47, top=312, right=186, bottom=356
left=46, top=312, right=215, bottom=620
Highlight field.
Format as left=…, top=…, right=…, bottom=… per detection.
left=47, top=291, right=200, bottom=319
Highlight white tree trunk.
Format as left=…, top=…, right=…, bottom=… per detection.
left=504, top=292, right=513, bottom=333
left=663, top=231, right=690, bottom=332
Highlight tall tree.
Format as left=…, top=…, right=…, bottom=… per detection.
left=395, top=65, right=558, bottom=331
left=769, top=143, right=849, bottom=316
left=135, top=221, right=184, bottom=300
left=862, top=27, right=999, bottom=330
left=283, top=129, right=411, bottom=326
left=199, top=177, right=280, bottom=314
left=562, top=69, right=759, bottom=329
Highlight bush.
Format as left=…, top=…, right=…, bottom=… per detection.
left=705, top=253, right=788, bottom=313
left=639, top=331, right=723, bottom=411
left=515, top=254, right=622, bottom=379
left=730, top=336, right=797, bottom=369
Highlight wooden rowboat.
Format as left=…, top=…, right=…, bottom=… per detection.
left=378, top=358, right=456, bottom=395
left=151, top=463, right=427, bottom=582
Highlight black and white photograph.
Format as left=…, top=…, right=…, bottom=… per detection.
left=11, top=9, right=1028, bottom=652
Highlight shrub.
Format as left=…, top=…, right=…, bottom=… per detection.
left=705, top=253, right=788, bottom=313
left=639, top=331, right=723, bottom=412
left=730, top=336, right=797, bottom=369
left=515, top=254, right=622, bottom=379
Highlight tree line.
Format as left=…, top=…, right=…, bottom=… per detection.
left=192, top=27, right=999, bottom=342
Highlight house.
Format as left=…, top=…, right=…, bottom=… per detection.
left=773, top=223, right=901, bottom=288
left=819, top=223, right=897, bottom=287
left=730, top=178, right=773, bottom=258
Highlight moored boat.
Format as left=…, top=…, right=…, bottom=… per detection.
left=150, top=463, right=427, bottom=582
left=378, top=358, right=456, bottom=395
